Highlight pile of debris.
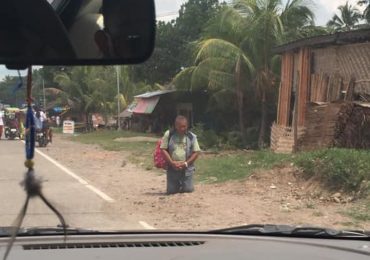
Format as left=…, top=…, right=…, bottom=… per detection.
left=333, top=102, right=370, bottom=149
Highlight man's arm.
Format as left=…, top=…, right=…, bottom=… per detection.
left=161, top=149, right=182, bottom=169
left=186, top=151, right=199, bottom=165
left=185, top=134, right=201, bottom=166
left=175, top=152, right=199, bottom=170
left=161, top=149, right=173, bottom=165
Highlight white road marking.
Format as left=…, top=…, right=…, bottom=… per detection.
left=139, top=221, right=156, bottom=230
left=21, top=141, right=114, bottom=203
left=85, top=184, right=115, bottom=202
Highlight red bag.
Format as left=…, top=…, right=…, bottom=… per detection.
left=154, top=139, right=167, bottom=169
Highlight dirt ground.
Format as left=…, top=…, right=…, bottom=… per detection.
left=41, top=134, right=369, bottom=231
left=114, top=136, right=158, bottom=142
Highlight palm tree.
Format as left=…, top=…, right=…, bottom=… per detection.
left=174, top=0, right=315, bottom=148
left=327, top=1, right=362, bottom=31
left=54, top=67, right=127, bottom=129
left=235, top=0, right=316, bottom=147
left=173, top=6, right=254, bottom=141
left=358, top=0, right=370, bottom=23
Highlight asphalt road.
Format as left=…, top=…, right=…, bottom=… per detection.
left=0, top=138, right=145, bottom=231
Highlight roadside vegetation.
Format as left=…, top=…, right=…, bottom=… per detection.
left=69, top=130, right=370, bottom=224
left=71, top=131, right=370, bottom=198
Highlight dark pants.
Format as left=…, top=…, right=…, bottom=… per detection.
left=166, top=168, right=194, bottom=194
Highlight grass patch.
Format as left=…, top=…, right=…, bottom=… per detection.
left=70, top=130, right=158, bottom=170
left=344, top=202, right=370, bottom=222
left=51, top=127, right=63, bottom=134
left=305, top=202, right=316, bottom=209
left=196, top=150, right=290, bottom=183
left=293, top=148, right=370, bottom=197
left=196, top=148, right=370, bottom=194
left=69, top=132, right=370, bottom=196
left=312, top=211, right=324, bottom=217
left=71, top=130, right=156, bottom=149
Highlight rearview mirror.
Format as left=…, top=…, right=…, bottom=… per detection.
left=0, top=0, right=156, bottom=67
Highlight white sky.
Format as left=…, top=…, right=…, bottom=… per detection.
left=0, top=0, right=366, bottom=80
left=155, top=0, right=365, bottom=24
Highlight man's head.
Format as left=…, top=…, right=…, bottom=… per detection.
left=175, top=115, right=188, bottom=135
left=94, top=0, right=151, bottom=59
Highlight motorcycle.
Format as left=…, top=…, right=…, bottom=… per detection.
left=36, top=129, right=49, bottom=147
left=4, top=126, right=20, bottom=140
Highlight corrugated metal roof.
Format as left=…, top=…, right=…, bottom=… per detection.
left=132, top=96, right=160, bottom=114
left=134, top=89, right=175, bottom=98
left=119, top=110, right=133, bottom=118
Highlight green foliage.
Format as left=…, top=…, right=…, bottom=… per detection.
left=71, top=131, right=370, bottom=200
left=196, top=150, right=290, bottom=183
left=345, top=203, right=370, bottom=221
left=131, top=21, right=181, bottom=85
left=222, top=129, right=258, bottom=149
left=71, top=130, right=157, bottom=170
left=226, top=131, right=244, bottom=149
left=0, top=75, right=26, bottom=106
left=244, top=127, right=259, bottom=149
left=358, top=0, right=370, bottom=23
left=191, top=123, right=205, bottom=141
left=28, top=65, right=161, bottom=127
left=192, top=123, right=220, bottom=149
left=131, top=0, right=222, bottom=85
left=172, top=67, right=196, bottom=91
left=174, top=0, right=317, bottom=148
left=294, top=149, right=370, bottom=196
left=202, top=129, right=220, bottom=149
left=327, top=2, right=362, bottom=31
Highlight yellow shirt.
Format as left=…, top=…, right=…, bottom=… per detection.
left=160, top=130, right=201, bottom=161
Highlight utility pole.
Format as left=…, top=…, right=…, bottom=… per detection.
left=43, top=79, right=46, bottom=110
left=116, top=66, right=121, bottom=130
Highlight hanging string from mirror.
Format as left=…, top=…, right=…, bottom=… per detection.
left=3, top=66, right=68, bottom=260
left=11, top=70, right=24, bottom=94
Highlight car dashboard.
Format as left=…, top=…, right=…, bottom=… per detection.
left=0, top=233, right=369, bottom=259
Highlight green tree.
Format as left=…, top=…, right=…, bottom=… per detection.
left=33, top=66, right=65, bottom=87
left=132, top=0, right=222, bottom=85
left=235, top=0, right=315, bottom=147
left=358, top=0, right=370, bottom=23
left=175, top=0, right=222, bottom=67
left=327, top=1, right=362, bottom=31
left=174, top=0, right=315, bottom=148
left=36, top=65, right=157, bottom=128
left=174, top=6, right=254, bottom=140
left=131, top=21, right=180, bottom=85
left=53, top=66, right=126, bottom=127
left=0, top=75, right=26, bottom=106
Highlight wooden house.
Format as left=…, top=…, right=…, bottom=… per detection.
left=271, top=29, right=370, bottom=153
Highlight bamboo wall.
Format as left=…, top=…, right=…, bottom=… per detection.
left=297, top=103, right=342, bottom=151
left=310, top=74, right=344, bottom=102
left=277, top=52, right=294, bottom=126
left=312, top=42, right=370, bottom=94
left=273, top=41, right=370, bottom=153
left=277, top=48, right=311, bottom=127
left=297, top=47, right=311, bottom=126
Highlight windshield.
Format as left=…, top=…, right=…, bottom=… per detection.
left=0, top=0, right=369, bottom=234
